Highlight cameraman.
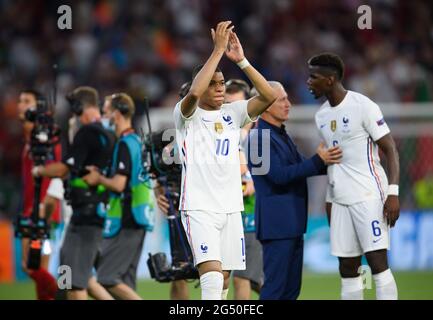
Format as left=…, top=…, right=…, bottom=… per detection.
left=32, top=86, right=115, bottom=300
left=18, top=89, right=61, bottom=300
left=154, top=81, right=195, bottom=300
left=83, top=93, right=153, bottom=300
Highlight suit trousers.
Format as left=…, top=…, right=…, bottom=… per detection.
left=260, top=236, right=304, bottom=300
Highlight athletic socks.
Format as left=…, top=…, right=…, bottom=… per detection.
left=341, top=276, right=364, bottom=300
left=373, top=269, right=398, bottom=300
left=200, top=271, right=223, bottom=300
left=221, top=288, right=229, bottom=300
left=29, top=268, right=58, bottom=300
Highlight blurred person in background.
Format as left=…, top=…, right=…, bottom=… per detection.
left=84, top=93, right=154, bottom=300
left=17, top=89, right=62, bottom=300
left=224, top=79, right=263, bottom=300
left=32, top=87, right=116, bottom=300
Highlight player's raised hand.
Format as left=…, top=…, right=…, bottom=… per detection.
left=225, top=31, right=245, bottom=63
left=316, top=142, right=342, bottom=165
left=211, top=21, right=233, bottom=53
left=384, top=195, right=399, bottom=228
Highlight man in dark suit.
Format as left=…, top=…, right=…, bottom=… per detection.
left=247, top=81, right=342, bottom=300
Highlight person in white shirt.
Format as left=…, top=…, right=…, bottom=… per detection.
left=173, top=21, right=276, bottom=300
left=308, top=52, right=400, bottom=300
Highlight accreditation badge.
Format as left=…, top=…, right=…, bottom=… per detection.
left=214, top=122, right=223, bottom=134
left=331, top=120, right=337, bottom=132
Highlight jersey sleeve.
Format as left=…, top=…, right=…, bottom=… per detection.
left=314, top=111, right=328, bottom=145
left=325, top=184, right=332, bottom=203
left=226, top=99, right=256, bottom=128
left=47, top=178, right=65, bottom=200
left=173, top=98, right=197, bottom=129
left=362, top=99, right=390, bottom=142
left=114, top=141, right=131, bottom=177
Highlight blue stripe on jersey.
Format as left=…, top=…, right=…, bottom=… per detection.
left=241, top=237, right=245, bottom=257
left=367, top=138, right=385, bottom=202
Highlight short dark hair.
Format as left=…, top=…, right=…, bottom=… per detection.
left=21, top=89, right=44, bottom=101
left=179, top=81, right=191, bottom=98
left=69, top=86, right=99, bottom=108
left=192, top=64, right=222, bottom=80
left=308, top=53, right=345, bottom=80
left=106, top=93, right=135, bottom=119
left=225, top=79, right=251, bottom=99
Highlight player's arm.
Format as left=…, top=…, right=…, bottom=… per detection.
left=34, top=126, right=93, bottom=179
left=363, top=100, right=400, bottom=227
left=84, top=170, right=127, bottom=194
left=239, top=150, right=248, bottom=175
left=33, top=162, right=69, bottom=179
left=83, top=141, right=130, bottom=193
left=43, top=178, right=64, bottom=220
left=153, top=182, right=169, bottom=215
left=42, top=195, right=58, bottom=220
left=225, top=32, right=276, bottom=119
left=240, top=150, right=255, bottom=196
left=180, top=21, right=233, bottom=118
left=376, top=133, right=400, bottom=227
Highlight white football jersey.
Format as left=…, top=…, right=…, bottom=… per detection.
left=315, top=91, right=390, bottom=205
left=47, top=178, right=73, bottom=224
left=174, top=99, right=255, bottom=213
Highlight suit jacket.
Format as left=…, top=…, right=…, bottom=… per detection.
left=247, top=118, right=326, bottom=241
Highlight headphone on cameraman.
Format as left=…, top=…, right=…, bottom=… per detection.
left=66, top=92, right=84, bottom=116
left=225, top=79, right=251, bottom=99
left=110, top=93, right=130, bottom=116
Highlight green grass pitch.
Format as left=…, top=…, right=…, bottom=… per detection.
left=0, top=271, right=432, bottom=300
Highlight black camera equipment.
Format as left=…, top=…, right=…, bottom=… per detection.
left=15, top=66, right=61, bottom=270
left=141, top=99, right=199, bottom=282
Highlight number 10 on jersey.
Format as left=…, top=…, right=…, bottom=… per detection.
left=216, top=138, right=230, bottom=156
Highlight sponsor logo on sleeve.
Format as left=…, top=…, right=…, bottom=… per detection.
left=376, top=118, right=386, bottom=126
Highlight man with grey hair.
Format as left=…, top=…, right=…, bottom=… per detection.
left=247, top=81, right=342, bottom=299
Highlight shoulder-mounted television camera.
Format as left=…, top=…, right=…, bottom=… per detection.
left=15, top=93, right=60, bottom=270
left=140, top=99, right=198, bottom=283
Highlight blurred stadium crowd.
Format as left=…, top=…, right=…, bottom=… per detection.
left=1, top=0, right=433, bottom=219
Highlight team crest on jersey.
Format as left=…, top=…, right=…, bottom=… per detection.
left=214, top=122, right=224, bottom=134
left=222, top=114, right=233, bottom=125
left=331, top=120, right=337, bottom=132
left=342, top=116, right=349, bottom=125
left=376, top=118, right=386, bottom=126
left=342, top=116, right=350, bottom=133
